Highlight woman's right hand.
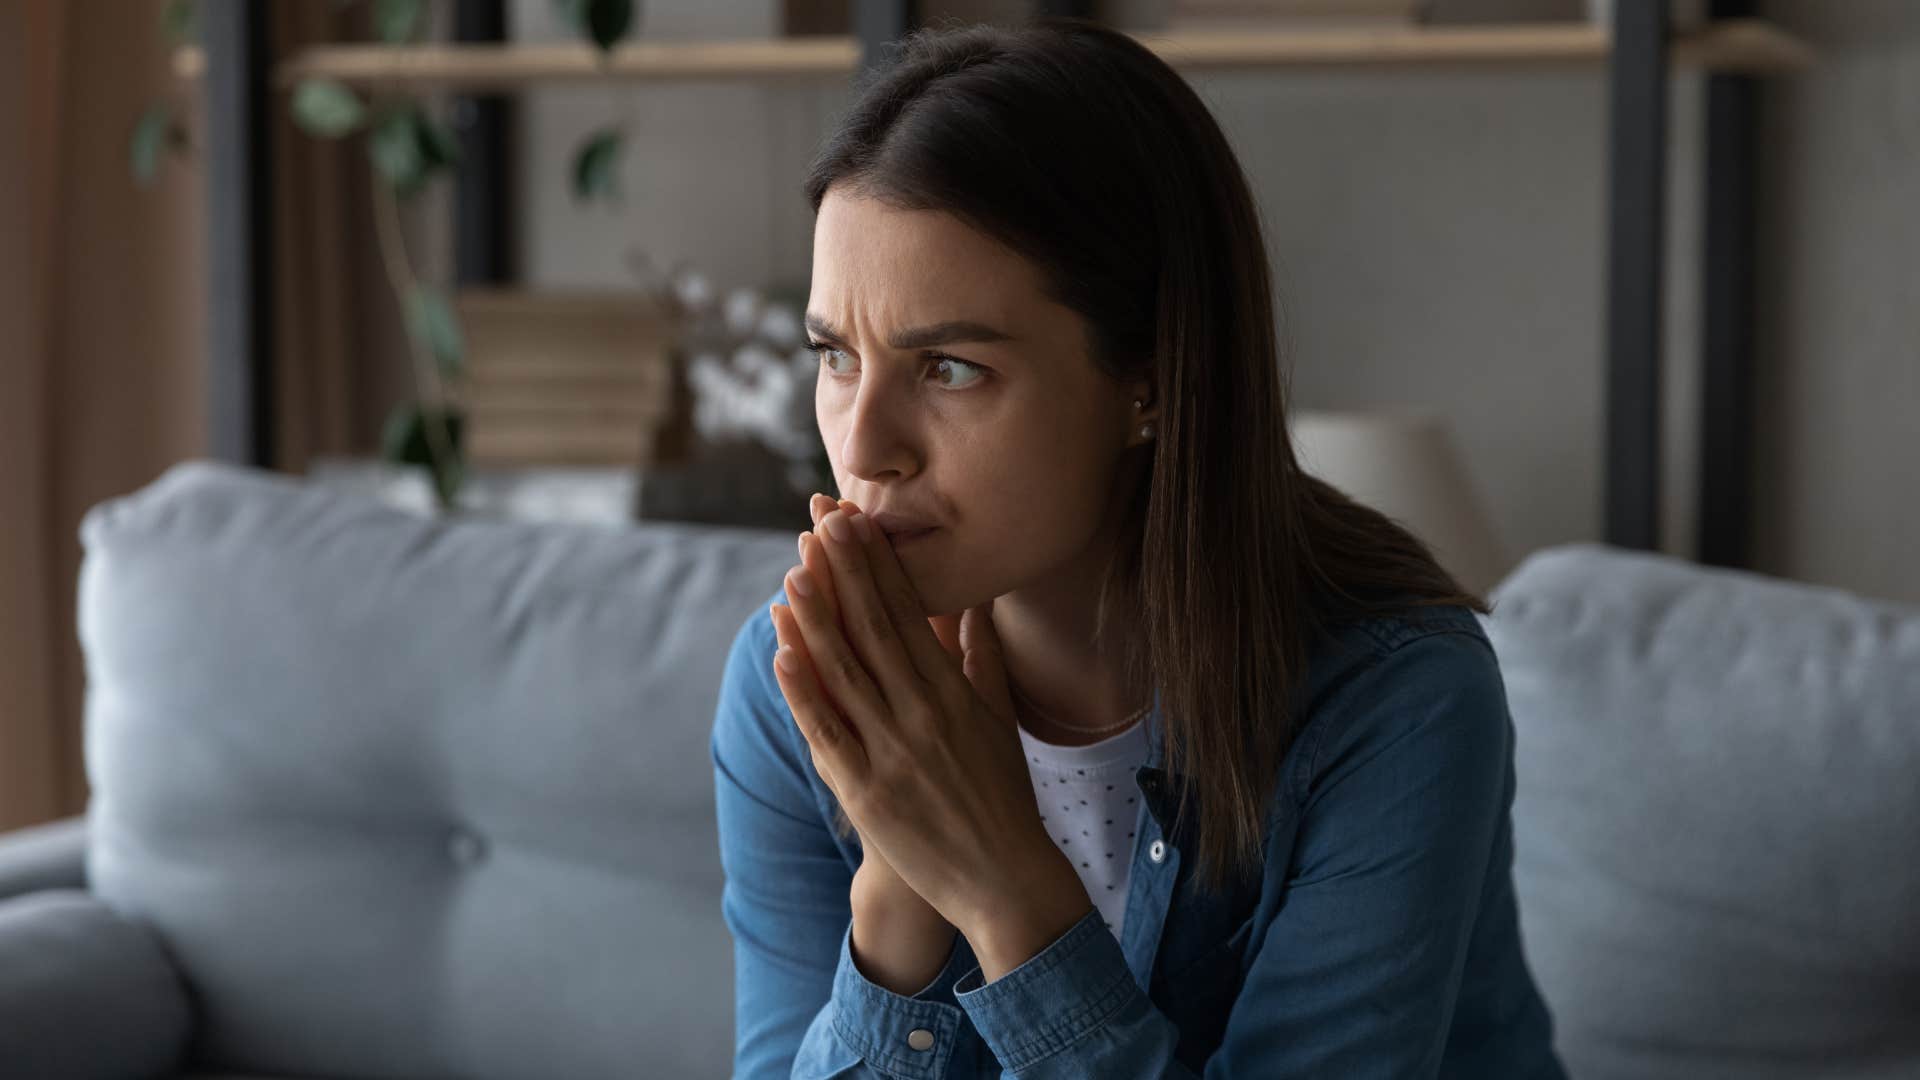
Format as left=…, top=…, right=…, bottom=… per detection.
left=772, top=492, right=957, bottom=991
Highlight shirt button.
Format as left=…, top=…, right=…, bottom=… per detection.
left=1148, top=839, right=1167, bottom=863
left=907, top=1028, right=935, bottom=1051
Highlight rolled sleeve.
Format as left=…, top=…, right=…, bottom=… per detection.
left=953, top=906, right=1174, bottom=1077
left=804, top=918, right=975, bottom=1079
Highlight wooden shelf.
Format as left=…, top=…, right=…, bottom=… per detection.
left=1145, top=19, right=1810, bottom=74
left=169, top=19, right=1809, bottom=90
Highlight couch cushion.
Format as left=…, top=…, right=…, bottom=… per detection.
left=1485, top=543, right=1920, bottom=1079
left=0, top=889, right=191, bottom=1079
left=78, top=460, right=797, bottom=1079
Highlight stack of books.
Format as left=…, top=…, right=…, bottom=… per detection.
left=448, top=289, right=681, bottom=468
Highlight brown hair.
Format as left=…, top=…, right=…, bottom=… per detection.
left=803, top=17, right=1488, bottom=896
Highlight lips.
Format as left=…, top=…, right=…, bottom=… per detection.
left=868, top=510, right=940, bottom=537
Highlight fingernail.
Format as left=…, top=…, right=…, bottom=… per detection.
left=775, top=644, right=800, bottom=674
left=797, top=531, right=808, bottom=561
left=849, top=512, right=874, bottom=543
left=789, top=566, right=814, bottom=597
left=824, top=512, right=853, bottom=545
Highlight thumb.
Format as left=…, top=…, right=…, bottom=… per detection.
left=958, top=599, right=1014, bottom=719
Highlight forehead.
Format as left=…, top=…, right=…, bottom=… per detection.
left=809, top=190, right=1046, bottom=326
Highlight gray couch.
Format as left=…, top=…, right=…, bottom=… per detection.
left=0, top=460, right=1914, bottom=1079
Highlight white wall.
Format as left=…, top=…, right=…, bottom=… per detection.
left=1751, top=0, right=1920, bottom=606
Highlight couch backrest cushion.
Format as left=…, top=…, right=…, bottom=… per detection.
left=1485, top=543, right=1920, bottom=1080
left=78, top=460, right=795, bottom=1079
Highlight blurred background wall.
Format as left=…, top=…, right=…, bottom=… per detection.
left=1, top=0, right=206, bottom=829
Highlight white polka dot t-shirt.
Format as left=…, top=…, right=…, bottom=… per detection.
left=1020, top=715, right=1153, bottom=943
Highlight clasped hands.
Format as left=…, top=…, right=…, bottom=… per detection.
left=767, top=494, right=1092, bottom=967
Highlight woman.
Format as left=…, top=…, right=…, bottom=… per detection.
left=710, top=16, right=1567, bottom=1079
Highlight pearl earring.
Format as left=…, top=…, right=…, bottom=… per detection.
left=1139, top=423, right=1154, bottom=439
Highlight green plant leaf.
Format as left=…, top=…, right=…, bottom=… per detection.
left=373, top=0, right=425, bottom=43
left=379, top=401, right=467, bottom=508
left=415, top=110, right=463, bottom=170
left=161, top=0, right=198, bottom=48
left=131, top=104, right=171, bottom=187
left=370, top=107, right=428, bottom=196
left=371, top=106, right=461, bottom=198
left=572, top=129, right=623, bottom=205
left=558, top=0, right=634, bottom=53
left=290, top=78, right=367, bottom=138
left=405, top=286, right=466, bottom=378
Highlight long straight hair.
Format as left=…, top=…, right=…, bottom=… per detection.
left=803, top=17, right=1488, bottom=896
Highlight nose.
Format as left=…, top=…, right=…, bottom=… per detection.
left=832, top=369, right=920, bottom=484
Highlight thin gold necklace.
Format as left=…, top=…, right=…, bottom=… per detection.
left=1011, top=681, right=1151, bottom=739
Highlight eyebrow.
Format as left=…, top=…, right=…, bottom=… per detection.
left=804, top=314, right=1017, bottom=351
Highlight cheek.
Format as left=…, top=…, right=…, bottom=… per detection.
left=949, top=427, right=1113, bottom=561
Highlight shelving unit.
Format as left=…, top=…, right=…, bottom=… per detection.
left=196, top=0, right=1808, bottom=564
left=172, top=18, right=1807, bottom=89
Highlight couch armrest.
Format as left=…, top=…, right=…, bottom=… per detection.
left=0, top=814, right=87, bottom=899
left=0, top=889, right=191, bottom=1079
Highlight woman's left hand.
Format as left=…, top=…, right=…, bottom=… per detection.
left=769, top=499, right=1088, bottom=941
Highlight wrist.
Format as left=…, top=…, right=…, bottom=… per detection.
left=958, top=853, right=1093, bottom=985
left=849, top=894, right=959, bottom=997
left=851, top=863, right=948, bottom=927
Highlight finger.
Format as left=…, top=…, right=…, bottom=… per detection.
left=833, top=501, right=966, bottom=695
left=772, top=582, right=849, bottom=730
left=797, top=529, right=842, bottom=632
left=959, top=600, right=1014, bottom=717
left=817, top=496, right=953, bottom=682
left=783, top=555, right=891, bottom=740
left=840, top=495, right=960, bottom=680
left=809, top=492, right=836, bottom=529
left=770, top=602, right=870, bottom=787
left=927, top=612, right=964, bottom=663
left=810, top=503, right=929, bottom=707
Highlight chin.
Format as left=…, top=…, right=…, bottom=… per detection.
left=907, top=577, right=999, bottom=622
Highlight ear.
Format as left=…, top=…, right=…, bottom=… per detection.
left=1126, top=382, right=1159, bottom=446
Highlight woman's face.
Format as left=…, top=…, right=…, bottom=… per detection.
left=807, top=189, right=1144, bottom=617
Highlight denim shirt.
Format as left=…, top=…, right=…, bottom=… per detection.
left=711, top=586, right=1568, bottom=1079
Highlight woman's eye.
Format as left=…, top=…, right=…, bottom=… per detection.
left=807, top=342, right=855, bottom=375
left=931, top=356, right=986, bottom=389
left=803, top=342, right=988, bottom=391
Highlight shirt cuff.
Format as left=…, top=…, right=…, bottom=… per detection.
left=829, top=918, right=972, bottom=1079
left=952, top=905, right=1143, bottom=1073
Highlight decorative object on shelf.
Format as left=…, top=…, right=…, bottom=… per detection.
left=447, top=288, right=678, bottom=468
left=634, top=264, right=827, bottom=532
left=1169, top=0, right=1432, bottom=32
left=1289, top=408, right=1510, bottom=597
